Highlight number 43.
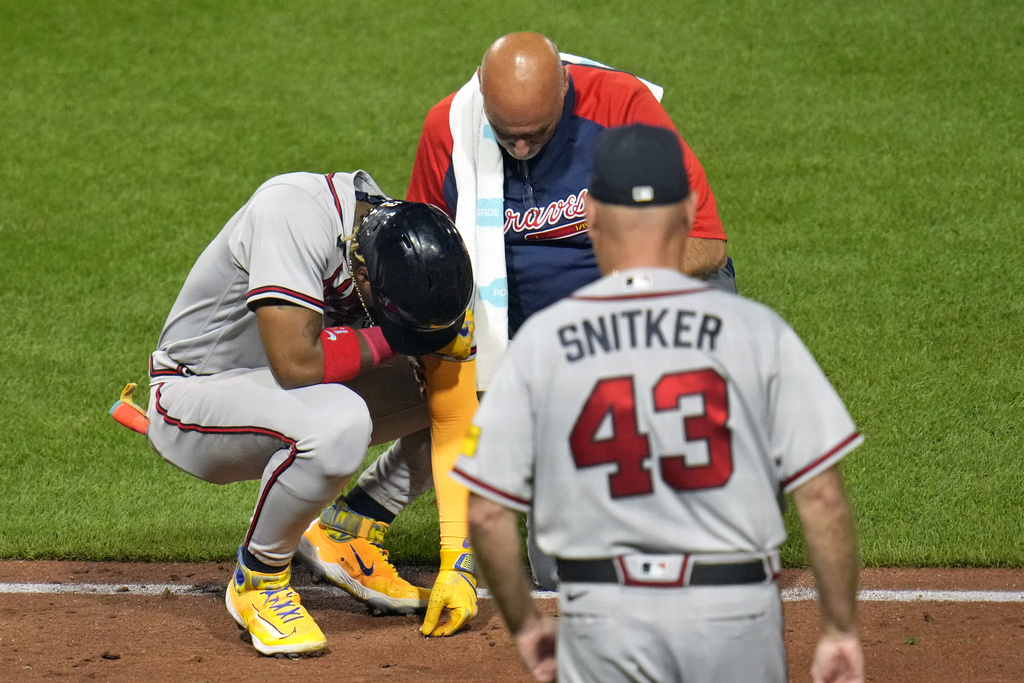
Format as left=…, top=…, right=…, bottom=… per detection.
left=569, top=369, right=734, bottom=498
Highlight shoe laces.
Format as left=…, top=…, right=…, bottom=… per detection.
left=260, top=587, right=305, bottom=624
left=370, top=539, right=394, bottom=564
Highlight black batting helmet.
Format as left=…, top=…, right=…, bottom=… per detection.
left=355, top=201, right=474, bottom=357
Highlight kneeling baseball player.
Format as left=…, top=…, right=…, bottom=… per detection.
left=139, top=170, right=473, bottom=656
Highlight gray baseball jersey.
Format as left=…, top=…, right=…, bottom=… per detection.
left=146, top=171, right=429, bottom=568
left=453, top=267, right=861, bottom=682
left=150, top=171, right=379, bottom=380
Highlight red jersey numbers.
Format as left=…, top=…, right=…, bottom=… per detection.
left=654, top=369, right=733, bottom=491
left=569, top=370, right=734, bottom=498
left=569, top=377, right=652, bottom=497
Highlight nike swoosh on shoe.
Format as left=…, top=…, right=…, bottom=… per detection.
left=350, top=544, right=375, bottom=575
left=255, top=613, right=298, bottom=639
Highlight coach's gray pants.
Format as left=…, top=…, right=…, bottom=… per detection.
left=556, top=581, right=786, bottom=682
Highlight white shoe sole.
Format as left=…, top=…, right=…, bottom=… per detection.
left=295, top=535, right=425, bottom=614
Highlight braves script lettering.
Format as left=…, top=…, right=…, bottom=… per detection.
left=504, top=189, right=588, bottom=235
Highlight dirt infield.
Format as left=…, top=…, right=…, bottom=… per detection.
left=2, top=562, right=1022, bottom=682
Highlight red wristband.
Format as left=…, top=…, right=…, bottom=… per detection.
left=320, top=326, right=400, bottom=383
left=320, top=327, right=362, bottom=383
left=357, top=326, right=399, bottom=365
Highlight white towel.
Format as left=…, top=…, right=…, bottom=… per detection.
left=448, top=54, right=663, bottom=390
left=449, top=70, right=506, bottom=390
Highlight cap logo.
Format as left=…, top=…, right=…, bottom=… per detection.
left=632, top=186, right=654, bottom=202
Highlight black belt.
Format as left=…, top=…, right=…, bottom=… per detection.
left=557, top=557, right=768, bottom=586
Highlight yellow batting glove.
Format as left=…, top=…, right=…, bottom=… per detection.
left=435, top=308, right=475, bottom=362
left=420, top=549, right=478, bottom=637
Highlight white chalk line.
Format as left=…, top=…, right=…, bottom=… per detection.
left=1, top=583, right=1023, bottom=603
left=781, top=587, right=1024, bottom=603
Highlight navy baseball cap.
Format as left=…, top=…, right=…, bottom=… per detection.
left=589, top=124, right=690, bottom=206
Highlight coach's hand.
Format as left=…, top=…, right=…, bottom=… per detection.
left=515, top=613, right=558, bottom=683
left=421, top=550, right=478, bottom=636
left=811, top=631, right=864, bottom=683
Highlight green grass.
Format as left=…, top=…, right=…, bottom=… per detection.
left=1, top=0, right=1022, bottom=567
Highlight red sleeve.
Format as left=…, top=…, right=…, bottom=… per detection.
left=405, top=93, right=457, bottom=217
left=571, top=67, right=726, bottom=241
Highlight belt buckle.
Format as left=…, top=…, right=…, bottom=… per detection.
left=616, top=554, right=687, bottom=587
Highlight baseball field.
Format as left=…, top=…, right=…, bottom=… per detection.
left=1, top=0, right=1022, bottom=680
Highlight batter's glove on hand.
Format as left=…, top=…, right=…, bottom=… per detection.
left=434, top=308, right=475, bottom=362
left=420, top=549, right=478, bottom=637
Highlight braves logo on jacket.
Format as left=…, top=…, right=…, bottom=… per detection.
left=504, top=189, right=589, bottom=241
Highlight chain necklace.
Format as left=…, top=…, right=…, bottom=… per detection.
left=347, top=196, right=390, bottom=327
left=348, top=252, right=375, bottom=327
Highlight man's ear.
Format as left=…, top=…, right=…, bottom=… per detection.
left=354, top=265, right=370, bottom=286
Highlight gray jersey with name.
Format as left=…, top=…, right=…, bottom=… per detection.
left=454, top=267, right=861, bottom=559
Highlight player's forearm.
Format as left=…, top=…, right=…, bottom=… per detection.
left=793, top=467, right=860, bottom=635
left=681, top=236, right=728, bottom=279
left=256, top=304, right=386, bottom=388
left=467, top=494, right=540, bottom=636
left=256, top=304, right=330, bottom=388
left=423, top=355, right=479, bottom=549
left=419, top=356, right=482, bottom=639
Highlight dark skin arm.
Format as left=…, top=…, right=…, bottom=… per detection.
left=254, top=302, right=372, bottom=389
left=255, top=201, right=381, bottom=390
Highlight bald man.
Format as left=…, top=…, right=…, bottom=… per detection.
left=410, top=32, right=735, bottom=327
left=477, top=33, right=568, bottom=163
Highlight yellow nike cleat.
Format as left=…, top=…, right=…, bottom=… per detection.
left=297, top=510, right=430, bottom=615
left=224, top=548, right=327, bottom=657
